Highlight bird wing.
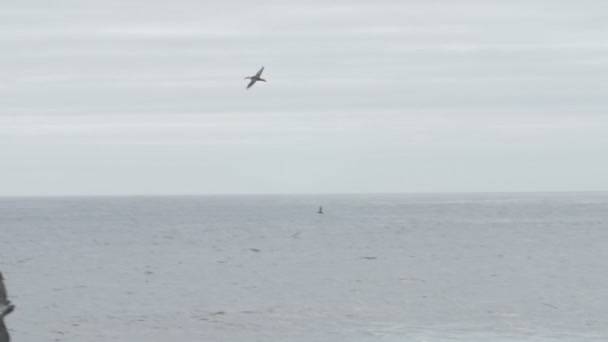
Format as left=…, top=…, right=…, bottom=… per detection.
left=255, top=66, right=264, bottom=77
left=0, top=272, right=8, bottom=306
left=246, top=78, right=257, bottom=89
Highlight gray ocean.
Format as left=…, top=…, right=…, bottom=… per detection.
left=1, top=192, right=608, bottom=341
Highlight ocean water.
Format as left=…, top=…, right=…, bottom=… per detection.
left=1, top=192, right=608, bottom=341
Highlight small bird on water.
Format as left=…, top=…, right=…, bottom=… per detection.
left=318, top=206, right=324, bottom=214
left=0, top=272, right=15, bottom=342
left=244, top=66, right=266, bottom=89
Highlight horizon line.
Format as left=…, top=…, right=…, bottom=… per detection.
left=1, top=190, right=607, bottom=199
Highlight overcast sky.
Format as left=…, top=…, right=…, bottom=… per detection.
left=1, top=0, right=608, bottom=196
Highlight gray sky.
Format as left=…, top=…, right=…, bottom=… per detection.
left=2, top=0, right=608, bottom=195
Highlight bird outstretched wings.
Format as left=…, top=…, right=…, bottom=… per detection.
left=244, top=66, right=266, bottom=89
left=255, top=66, right=264, bottom=77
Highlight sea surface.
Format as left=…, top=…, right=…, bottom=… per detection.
left=1, top=192, right=608, bottom=341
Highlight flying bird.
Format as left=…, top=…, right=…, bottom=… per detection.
left=244, top=66, right=266, bottom=89
left=0, top=272, right=14, bottom=342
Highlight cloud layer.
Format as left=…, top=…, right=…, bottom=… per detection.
left=2, top=0, right=608, bottom=195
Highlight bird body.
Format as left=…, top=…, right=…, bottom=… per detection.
left=244, top=67, right=266, bottom=89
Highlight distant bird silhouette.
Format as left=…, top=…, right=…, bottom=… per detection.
left=0, top=272, right=14, bottom=342
left=244, top=66, right=266, bottom=89
left=318, top=206, right=324, bottom=214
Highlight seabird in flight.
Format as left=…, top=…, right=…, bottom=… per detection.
left=244, top=66, right=266, bottom=89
